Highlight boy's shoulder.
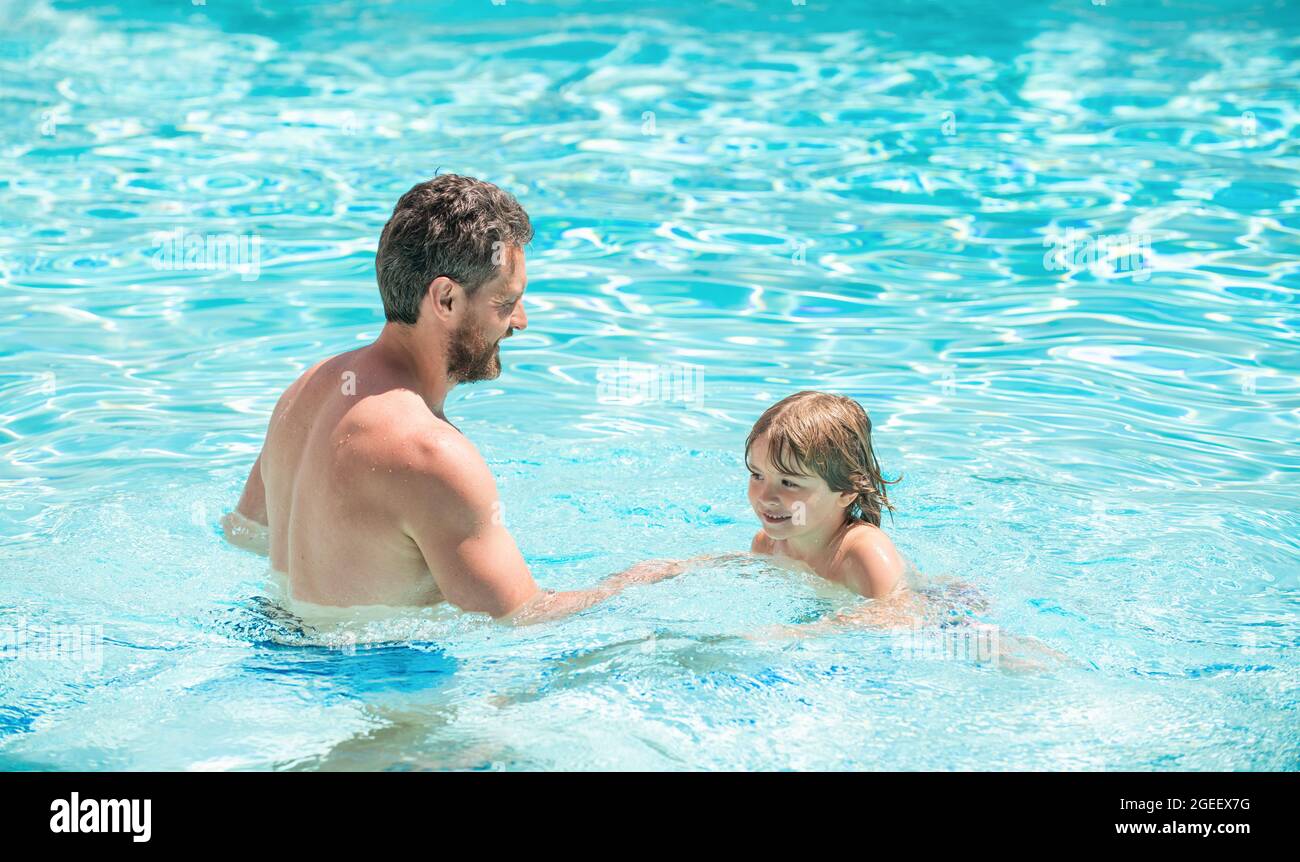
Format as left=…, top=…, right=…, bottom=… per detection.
left=842, top=521, right=895, bottom=548
left=750, top=530, right=775, bottom=554
left=837, top=522, right=905, bottom=598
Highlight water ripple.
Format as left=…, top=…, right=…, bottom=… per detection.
left=0, top=0, right=1296, bottom=771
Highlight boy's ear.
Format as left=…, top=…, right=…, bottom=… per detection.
left=837, top=490, right=857, bottom=509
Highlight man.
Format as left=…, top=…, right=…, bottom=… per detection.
left=222, top=174, right=678, bottom=622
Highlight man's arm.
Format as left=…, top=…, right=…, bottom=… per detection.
left=234, top=453, right=268, bottom=525
left=221, top=453, right=269, bottom=555
left=402, top=433, right=678, bottom=624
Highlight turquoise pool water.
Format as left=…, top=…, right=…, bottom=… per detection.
left=1, top=0, right=1297, bottom=770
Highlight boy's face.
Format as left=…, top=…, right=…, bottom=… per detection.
left=747, top=432, right=855, bottom=540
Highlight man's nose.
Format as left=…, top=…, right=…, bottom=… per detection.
left=511, top=299, right=528, bottom=332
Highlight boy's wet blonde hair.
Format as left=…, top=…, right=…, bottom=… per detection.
left=744, top=391, right=899, bottom=527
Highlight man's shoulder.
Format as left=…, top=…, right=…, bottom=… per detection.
left=377, top=417, right=498, bottom=540
left=269, top=355, right=333, bottom=417
left=405, top=420, right=487, bottom=477
left=369, top=410, right=493, bottom=501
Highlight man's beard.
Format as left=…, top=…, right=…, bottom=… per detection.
left=447, top=317, right=503, bottom=383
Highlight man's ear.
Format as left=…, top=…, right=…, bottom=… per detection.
left=426, top=276, right=459, bottom=323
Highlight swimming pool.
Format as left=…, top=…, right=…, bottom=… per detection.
left=1, top=0, right=1296, bottom=770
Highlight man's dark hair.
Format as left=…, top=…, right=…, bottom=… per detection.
left=376, top=174, right=533, bottom=324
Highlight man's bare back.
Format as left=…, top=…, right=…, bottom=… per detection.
left=257, top=349, right=456, bottom=606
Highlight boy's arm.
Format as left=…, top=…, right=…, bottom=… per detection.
left=744, top=528, right=912, bottom=641
left=749, top=588, right=919, bottom=641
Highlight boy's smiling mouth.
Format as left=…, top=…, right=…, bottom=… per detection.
left=760, top=511, right=792, bottom=524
